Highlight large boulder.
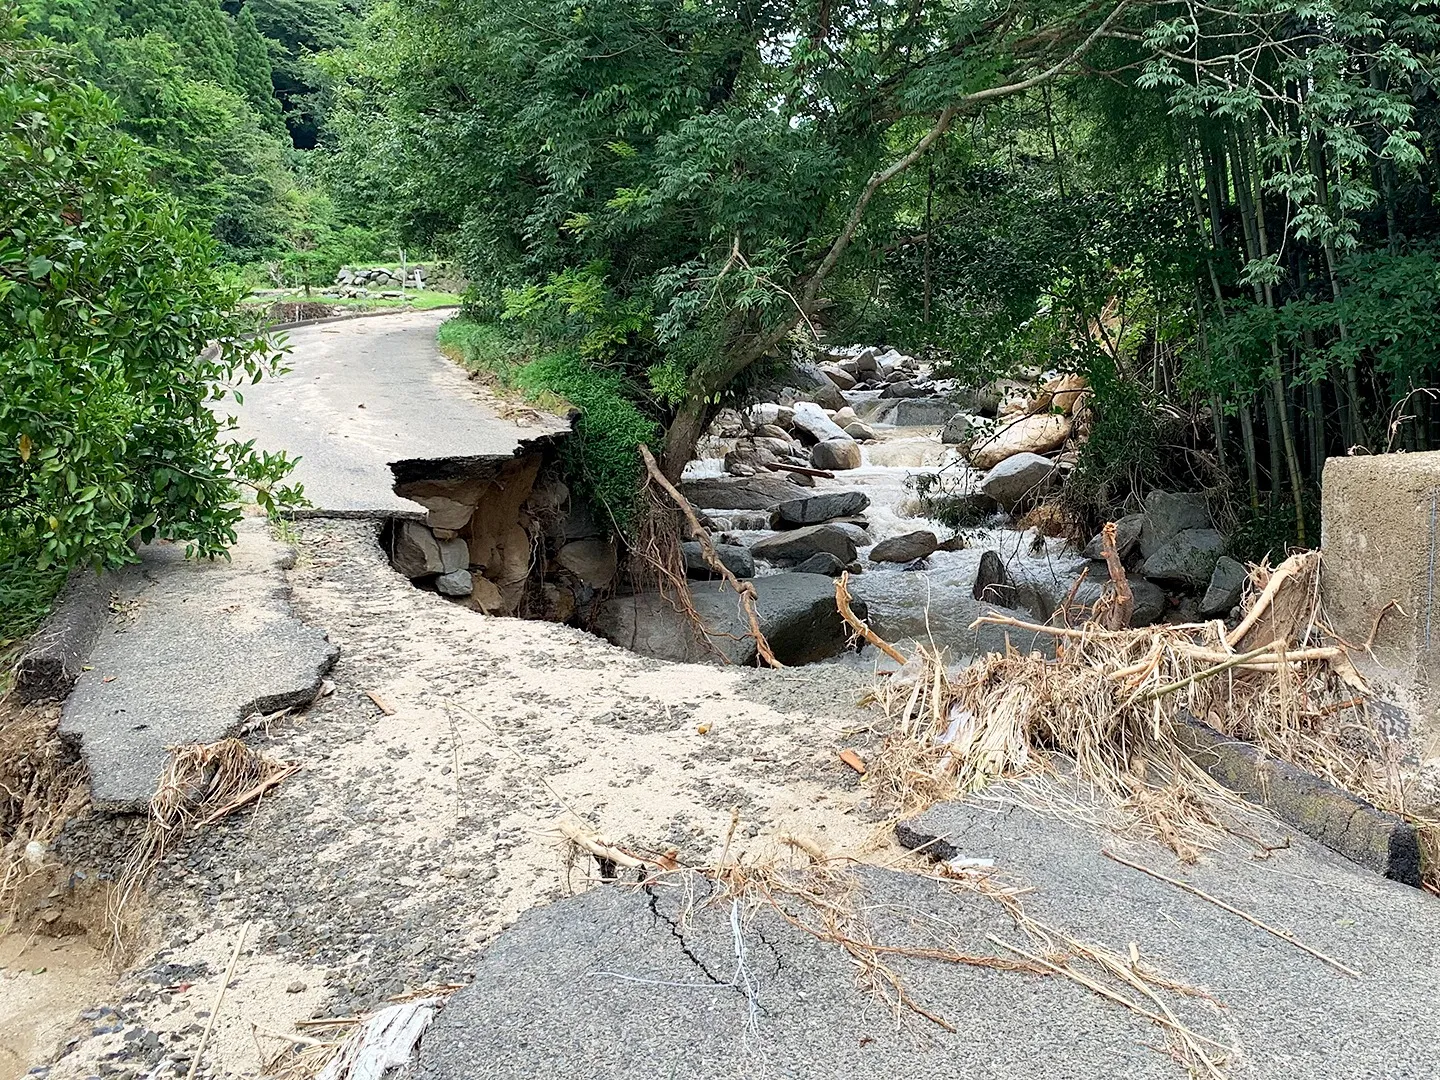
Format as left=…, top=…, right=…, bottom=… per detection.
left=972, top=550, right=1014, bottom=605
left=680, top=474, right=810, bottom=511
left=1081, top=514, right=1145, bottom=562
left=556, top=539, right=618, bottom=588
left=791, top=552, right=846, bottom=576
left=593, top=574, right=864, bottom=665
left=791, top=401, right=850, bottom=442
left=1011, top=562, right=1166, bottom=627
left=772, top=491, right=871, bottom=527
left=1138, top=491, right=1212, bottom=558
left=811, top=438, right=862, bottom=471
left=1200, top=555, right=1248, bottom=616
left=869, top=530, right=938, bottom=564
left=1140, top=528, right=1227, bottom=590
left=969, top=413, right=1072, bottom=470
left=750, top=523, right=858, bottom=566
left=803, top=381, right=847, bottom=411
left=390, top=520, right=444, bottom=578
left=977, top=453, right=1057, bottom=511
left=681, top=541, right=755, bottom=581
left=887, top=399, right=961, bottom=427
left=880, top=380, right=932, bottom=399
left=818, top=364, right=857, bottom=390
left=844, top=421, right=878, bottom=441
left=941, top=412, right=982, bottom=445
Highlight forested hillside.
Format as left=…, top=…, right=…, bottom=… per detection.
left=322, top=0, right=1440, bottom=550
left=17, top=0, right=383, bottom=276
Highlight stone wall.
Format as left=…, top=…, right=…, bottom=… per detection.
left=1321, top=451, right=1440, bottom=754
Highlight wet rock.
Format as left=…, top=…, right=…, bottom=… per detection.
left=937, top=533, right=968, bottom=552
left=791, top=401, right=850, bottom=443
left=556, top=539, right=618, bottom=588
left=750, top=524, right=858, bottom=566
left=594, top=574, right=864, bottom=665
left=828, top=521, right=872, bottom=546
left=1138, top=491, right=1212, bottom=558
left=791, top=552, right=845, bottom=576
left=681, top=541, right=755, bottom=580
left=1012, top=562, right=1166, bottom=627
left=810, top=438, right=862, bottom=471
left=941, top=412, right=982, bottom=445
left=1200, top=555, right=1248, bottom=616
left=969, top=413, right=1072, bottom=470
left=833, top=406, right=858, bottom=427
left=977, top=453, right=1057, bottom=510
left=771, top=491, right=871, bottom=527
left=1081, top=514, right=1144, bottom=562
left=435, top=569, right=473, bottom=597
left=886, top=398, right=962, bottom=427
left=844, top=422, right=878, bottom=441
left=870, top=530, right=939, bottom=563
left=1141, top=528, right=1226, bottom=590
left=390, top=521, right=444, bottom=578
left=972, top=550, right=1014, bottom=605
left=679, top=475, right=810, bottom=511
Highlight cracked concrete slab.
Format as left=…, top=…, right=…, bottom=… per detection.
left=418, top=796, right=1440, bottom=1079
left=59, top=518, right=338, bottom=811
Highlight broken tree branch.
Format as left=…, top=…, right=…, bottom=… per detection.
left=639, top=444, right=782, bottom=668
left=1101, top=850, right=1361, bottom=977
left=836, top=571, right=908, bottom=664
left=1099, top=522, right=1134, bottom=631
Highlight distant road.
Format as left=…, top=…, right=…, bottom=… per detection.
left=230, top=309, right=566, bottom=517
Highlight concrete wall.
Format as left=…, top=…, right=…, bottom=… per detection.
left=1321, top=451, right=1440, bottom=754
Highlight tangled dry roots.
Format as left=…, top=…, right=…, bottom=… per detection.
left=866, top=551, right=1440, bottom=882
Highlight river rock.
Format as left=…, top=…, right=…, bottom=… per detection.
left=792, top=401, right=850, bottom=442
left=791, top=552, right=845, bottom=576
left=844, top=421, right=878, bottom=441
left=829, top=521, right=872, bottom=546
left=1012, top=562, right=1166, bottom=627
left=889, top=399, right=962, bottom=427
left=1138, top=491, right=1212, bottom=558
left=750, top=524, right=857, bottom=566
left=803, top=381, right=847, bottom=411
left=435, top=569, right=474, bottom=597
left=772, top=491, right=871, bottom=527
left=1200, top=555, right=1248, bottom=616
left=593, top=574, right=864, bottom=665
left=680, top=475, right=810, bottom=511
left=969, top=413, right=1072, bottom=470
left=391, top=521, right=445, bottom=577
left=870, top=530, right=938, bottom=563
left=941, top=412, right=982, bottom=445
left=745, top=403, right=780, bottom=430
left=556, top=538, right=618, bottom=588
left=1140, top=528, right=1226, bottom=590
left=811, top=438, right=862, bottom=471
left=1081, top=514, right=1145, bottom=562
left=819, top=364, right=857, bottom=390
left=681, top=541, right=755, bottom=580
left=972, top=550, right=1014, bottom=605
left=852, top=348, right=878, bottom=375
left=977, top=453, right=1057, bottom=510
left=833, top=406, right=858, bottom=427
left=754, top=424, right=791, bottom=441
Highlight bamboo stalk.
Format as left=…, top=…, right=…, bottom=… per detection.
left=1102, top=851, right=1361, bottom=977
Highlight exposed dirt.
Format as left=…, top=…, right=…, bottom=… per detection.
left=12, top=518, right=908, bottom=1079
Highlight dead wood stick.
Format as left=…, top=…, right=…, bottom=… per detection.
left=1101, top=851, right=1361, bottom=977
left=762, top=461, right=835, bottom=479
left=1099, top=522, right=1134, bottom=631
left=197, top=764, right=301, bottom=826
left=835, top=572, right=908, bottom=664
left=1226, top=552, right=1317, bottom=648
left=639, top=444, right=783, bottom=668
left=560, top=819, right=648, bottom=870
left=186, top=922, right=249, bottom=1080
left=1136, top=643, right=1294, bottom=701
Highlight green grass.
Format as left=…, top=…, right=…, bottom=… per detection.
left=242, top=289, right=463, bottom=313
left=436, top=316, right=657, bottom=530
left=0, top=559, right=68, bottom=648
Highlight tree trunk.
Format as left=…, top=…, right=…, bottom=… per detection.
left=660, top=393, right=711, bottom=484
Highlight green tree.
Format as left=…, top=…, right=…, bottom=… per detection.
left=0, top=20, right=300, bottom=588
left=231, top=3, right=283, bottom=131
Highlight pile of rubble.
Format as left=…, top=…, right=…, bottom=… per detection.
left=331, top=265, right=427, bottom=298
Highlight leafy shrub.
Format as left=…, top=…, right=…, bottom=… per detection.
left=0, top=26, right=300, bottom=605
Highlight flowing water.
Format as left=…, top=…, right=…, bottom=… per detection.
left=684, top=416, right=1086, bottom=661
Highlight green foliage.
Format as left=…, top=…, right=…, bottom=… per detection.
left=0, top=26, right=301, bottom=586
left=439, top=317, right=656, bottom=529
left=0, top=560, right=66, bottom=644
